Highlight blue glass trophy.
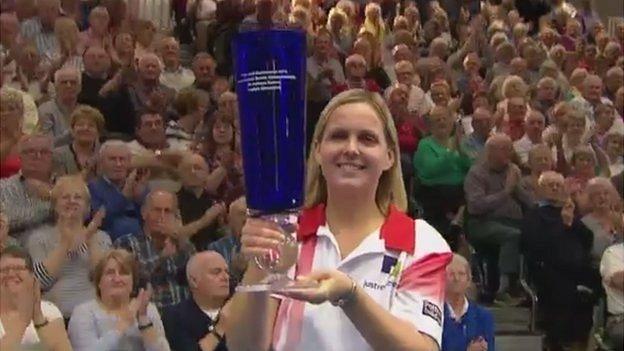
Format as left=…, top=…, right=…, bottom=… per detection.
left=233, top=28, right=312, bottom=292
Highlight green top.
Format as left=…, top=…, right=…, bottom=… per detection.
left=413, top=136, right=471, bottom=186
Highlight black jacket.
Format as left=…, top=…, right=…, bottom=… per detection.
left=162, top=298, right=228, bottom=351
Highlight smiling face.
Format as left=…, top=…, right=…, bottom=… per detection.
left=54, top=182, right=89, bottom=220
left=0, top=255, right=31, bottom=292
left=71, top=117, right=99, bottom=144
left=314, top=102, right=394, bottom=195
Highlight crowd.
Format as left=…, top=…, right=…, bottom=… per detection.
left=0, top=0, right=623, bottom=350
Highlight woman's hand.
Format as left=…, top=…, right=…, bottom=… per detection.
left=240, top=218, right=295, bottom=274
left=135, top=287, right=152, bottom=319
left=277, top=270, right=354, bottom=305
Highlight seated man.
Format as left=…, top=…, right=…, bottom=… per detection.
left=162, top=251, right=230, bottom=351
left=600, top=228, right=624, bottom=351
left=0, top=134, right=54, bottom=245
left=464, top=134, right=533, bottom=301
left=88, top=141, right=147, bottom=241
left=127, top=53, right=176, bottom=120
left=114, top=190, right=195, bottom=310
left=442, top=254, right=494, bottom=351
left=521, top=171, right=600, bottom=351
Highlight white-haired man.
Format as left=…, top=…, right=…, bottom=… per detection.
left=37, top=68, right=81, bottom=146
left=158, top=36, right=195, bottom=92
left=88, top=140, right=149, bottom=241
left=162, top=250, right=231, bottom=351
left=128, top=53, right=176, bottom=119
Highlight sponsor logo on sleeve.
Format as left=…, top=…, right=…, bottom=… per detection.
left=422, top=300, right=442, bottom=326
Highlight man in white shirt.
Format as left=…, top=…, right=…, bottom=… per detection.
left=514, top=110, right=546, bottom=167
left=385, top=60, right=431, bottom=117
left=159, top=37, right=195, bottom=92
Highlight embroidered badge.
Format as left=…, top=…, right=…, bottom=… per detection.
left=422, top=300, right=442, bottom=326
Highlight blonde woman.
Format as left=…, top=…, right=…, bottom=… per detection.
left=53, top=17, right=83, bottom=71
left=326, top=6, right=353, bottom=56
left=27, top=175, right=111, bottom=320
left=227, top=90, right=452, bottom=351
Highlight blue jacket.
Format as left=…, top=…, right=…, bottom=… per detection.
left=88, top=176, right=142, bottom=241
left=442, top=301, right=495, bottom=351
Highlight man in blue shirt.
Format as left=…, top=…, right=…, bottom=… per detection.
left=442, top=254, right=495, bottom=351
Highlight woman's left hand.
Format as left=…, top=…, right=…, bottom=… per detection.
left=277, top=270, right=355, bottom=305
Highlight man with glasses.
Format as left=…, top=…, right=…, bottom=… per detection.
left=37, top=68, right=81, bottom=147
left=0, top=134, right=55, bottom=244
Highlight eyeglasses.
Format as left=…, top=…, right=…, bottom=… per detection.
left=21, top=148, right=52, bottom=157
left=0, top=265, right=29, bottom=274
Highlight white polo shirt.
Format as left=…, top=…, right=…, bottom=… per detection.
left=272, top=205, right=452, bottom=351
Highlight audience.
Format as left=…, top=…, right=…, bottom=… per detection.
left=0, top=1, right=622, bottom=350
left=600, top=218, right=624, bottom=351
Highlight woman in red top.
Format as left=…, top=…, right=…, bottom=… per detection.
left=0, top=90, right=25, bottom=178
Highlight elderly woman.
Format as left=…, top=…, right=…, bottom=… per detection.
left=442, top=254, right=494, bottom=351
left=68, top=249, right=170, bottom=351
left=0, top=90, right=25, bottom=178
left=520, top=144, right=555, bottom=204
left=581, top=177, right=621, bottom=267
left=78, top=6, right=112, bottom=54
left=326, top=6, right=353, bottom=58
left=414, top=106, right=470, bottom=245
left=605, top=132, right=624, bottom=176
left=53, top=105, right=104, bottom=179
left=27, top=175, right=111, bottom=320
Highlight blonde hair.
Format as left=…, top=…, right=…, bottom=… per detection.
left=54, top=17, right=79, bottom=53
left=0, top=89, right=24, bottom=113
left=305, top=90, right=407, bottom=214
left=70, top=105, right=105, bottom=134
left=50, top=175, right=91, bottom=206
left=502, top=75, right=528, bottom=99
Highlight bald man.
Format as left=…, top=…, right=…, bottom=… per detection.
left=464, top=134, right=533, bottom=303
left=461, top=107, right=493, bottom=163
left=162, top=250, right=230, bottom=351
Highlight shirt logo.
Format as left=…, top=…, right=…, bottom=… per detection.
left=363, top=280, right=388, bottom=291
left=381, top=255, right=398, bottom=273
left=422, top=300, right=442, bottom=326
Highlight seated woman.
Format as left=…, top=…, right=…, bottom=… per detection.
left=68, top=249, right=170, bottom=351
left=53, top=105, right=104, bottom=180
left=519, top=144, right=554, bottom=204
left=581, top=177, right=621, bottom=267
left=442, top=254, right=495, bottom=351
left=414, top=105, right=470, bottom=245
left=198, top=112, right=244, bottom=205
left=27, top=175, right=111, bottom=320
left=0, top=246, right=72, bottom=350
left=565, top=145, right=609, bottom=213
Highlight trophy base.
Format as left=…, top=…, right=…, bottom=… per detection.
left=235, top=274, right=319, bottom=293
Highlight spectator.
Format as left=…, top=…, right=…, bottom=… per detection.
left=88, top=141, right=147, bottom=241
left=78, top=6, right=112, bottom=53
left=559, top=110, right=587, bottom=164
left=569, top=74, right=611, bottom=130
left=27, top=175, right=111, bottom=320
left=387, top=83, right=424, bottom=157
left=513, top=110, right=546, bottom=167
left=167, top=88, right=203, bottom=150
left=605, top=131, right=624, bottom=176
left=386, top=60, right=431, bottom=117
left=19, top=0, right=60, bottom=62
left=519, top=144, right=555, bottom=204
left=594, top=104, right=624, bottom=146
left=460, top=107, right=494, bottom=164
left=442, top=254, right=495, bottom=351
left=326, top=6, right=353, bottom=57
left=128, top=54, right=176, bottom=120
left=531, top=77, right=559, bottom=117
left=0, top=89, right=26, bottom=178
left=127, top=112, right=174, bottom=155
left=464, top=134, right=533, bottom=301
left=581, top=177, right=621, bottom=266
left=521, top=172, right=600, bottom=351
left=501, top=96, right=528, bottom=142
left=77, top=45, right=112, bottom=109
left=191, top=53, right=217, bottom=94
left=68, top=249, right=170, bottom=351
left=307, top=28, right=345, bottom=105
left=53, top=105, right=104, bottom=179
left=0, top=212, right=19, bottom=250
left=114, top=190, right=196, bottom=310
left=605, top=67, right=624, bottom=102
left=332, top=54, right=380, bottom=95
left=414, top=106, right=470, bottom=243
left=162, top=251, right=231, bottom=351
left=0, top=246, right=72, bottom=350
left=176, top=153, right=226, bottom=250
left=158, top=37, right=195, bottom=93
left=0, top=134, right=54, bottom=244
left=38, top=67, right=81, bottom=146
left=600, top=221, right=624, bottom=351
left=53, top=17, right=83, bottom=71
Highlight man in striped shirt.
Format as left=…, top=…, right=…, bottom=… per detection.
left=19, top=0, right=60, bottom=64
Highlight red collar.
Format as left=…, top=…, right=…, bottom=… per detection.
left=297, top=204, right=415, bottom=254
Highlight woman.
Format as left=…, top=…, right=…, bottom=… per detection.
left=27, top=175, right=111, bottom=320
left=226, top=89, right=452, bottom=351
left=326, top=7, right=353, bottom=58
left=519, top=144, right=555, bottom=204
left=581, top=177, right=621, bottom=267
left=53, top=105, right=104, bottom=179
left=53, top=17, right=83, bottom=71
left=78, top=6, right=112, bottom=54
left=442, top=254, right=494, bottom=351
left=605, top=132, right=624, bottom=176
left=68, top=249, right=170, bottom=351
left=0, top=246, right=72, bottom=350
left=0, top=89, right=25, bottom=178
left=198, top=112, right=244, bottom=205
left=413, top=106, right=470, bottom=246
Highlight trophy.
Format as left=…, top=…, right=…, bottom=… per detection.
left=233, top=28, right=313, bottom=292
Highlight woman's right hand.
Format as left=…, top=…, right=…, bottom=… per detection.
left=240, top=218, right=297, bottom=273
